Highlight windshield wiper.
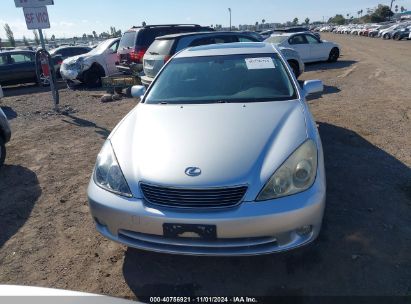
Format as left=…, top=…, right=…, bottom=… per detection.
left=149, top=51, right=160, bottom=55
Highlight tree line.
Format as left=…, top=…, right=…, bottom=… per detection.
left=0, top=25, right=122, bottom=48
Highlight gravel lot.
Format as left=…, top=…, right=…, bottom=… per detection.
left=0, top=33, right=410, bottom=299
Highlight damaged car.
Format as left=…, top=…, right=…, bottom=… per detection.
left=60, top=38, right=120, bottom=88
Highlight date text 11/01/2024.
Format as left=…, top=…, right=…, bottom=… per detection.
left=149, top=297, right=258, bottom=303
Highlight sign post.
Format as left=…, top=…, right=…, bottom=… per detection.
left=17, top=0, right=58, bottom=111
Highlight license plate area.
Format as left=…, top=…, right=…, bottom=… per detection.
left=163, top=223, right=217, bottom=240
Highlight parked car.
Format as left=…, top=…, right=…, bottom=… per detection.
left=50, top=46, right=92, bottom=76
left=60, top=38, right=120, bottom=88
left=392, top=26, right=411, bottom=40
left=265, top=32, right=340, bottom=63
left=0, top=50, right=37, bottom=86
left=116, top=24, right=214, bottom=74
left=87, top=42, right=326, bottom=256
left=142, top=31, right=304, bottom=86
left=274, top=27, right=321, bottom=39
left=379, top=24, right=406, bottom=39
left=0, top=107, right=11, bottom=167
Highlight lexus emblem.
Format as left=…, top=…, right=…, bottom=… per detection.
left=185, top=167, right=201, bottom=177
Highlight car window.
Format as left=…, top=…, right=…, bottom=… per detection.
left=305, top=35, right=320, bottom=44
left=109, top=41, right=119, bottom=53
left=60, top=49, right=71, bottom=57
left=213, top=35, right=237, bottom=43
left=265, top=36, right=288, bottom=44
left=145, top=53, right=297, bottom=104
left=189, top=37, right=216, bottom=47
left=119, top=31, right=137, bottom=49
left=72, top=48, right=90, bottom=55
left=289, top=35, right=308, bottom=45
left=10, top=53, right=34, bottom=63
left=238, top=36, right=258, bottom=42
left=147, top=39, right=174, bottom=55
left=138, top=27, right=213, bottom=48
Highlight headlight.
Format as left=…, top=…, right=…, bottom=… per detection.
left=256, top=140, right=317, bottom=201
left=93, top=141, right=132, bottom=197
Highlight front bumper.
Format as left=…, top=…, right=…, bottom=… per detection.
left=60, top=66, right=81, bottom=81
left=88, top=172, right=326, bottom=256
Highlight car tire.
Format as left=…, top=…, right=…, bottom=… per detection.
left=393, top=34, right=400, bottom=41
left=383, top=33, right=390, bottom=40
left=83, top=65, right=103, bottom=88
left=328, top=48, right=340, bottom=63
left=0, top=137, right=6, bottom=168
left=288, top=61, right=300, bottom=78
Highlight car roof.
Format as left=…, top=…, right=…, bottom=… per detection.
left=175, top=42, right=279, bottom=58
left=155, top=31, right=255, bottom=40
left=54, top=45, right=91, bottom=50
left=0, top=50, right=35, bottom=54
left=127, top=24, right=210, bottom=32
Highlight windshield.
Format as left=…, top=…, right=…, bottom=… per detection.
left=87, top=39, right=113, bottom=55
left=265, top=36, right=288, bottom=44
left=145, top=53, right=297, bottom=104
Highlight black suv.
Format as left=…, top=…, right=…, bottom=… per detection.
left=116, top=24, right=213, bottom=74
left=141, top=31, right=261, bottom=86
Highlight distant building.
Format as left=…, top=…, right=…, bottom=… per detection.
left=394, top=11, right=411, bottom=20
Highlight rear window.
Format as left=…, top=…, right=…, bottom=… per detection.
left=119, top=31, right=137, bottom=49
left=147, top=39, right=174, bottom=55
left=265, top=36, right=288, bottom=44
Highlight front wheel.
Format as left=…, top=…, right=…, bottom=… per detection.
left=328, top=48, right=340, bottom=63
left=83, top=66, right=103, bottom=88
left=288, top=61, right=300, bottom=78
left=0, top=137, right=6, bottom=168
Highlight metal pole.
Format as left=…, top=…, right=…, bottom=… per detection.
left=38, top=29, right=58, bottom=111
left=228, top=8, right=232, bottom=31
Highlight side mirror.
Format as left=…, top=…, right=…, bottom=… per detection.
left=303, top=80, right=323, bottom=96
left=131, top=85, right=146, bottom=99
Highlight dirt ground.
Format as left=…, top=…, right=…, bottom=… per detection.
left=0, top=33, right=410, bottom=299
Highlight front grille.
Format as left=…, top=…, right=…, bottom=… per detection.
left=140, top=183, right=248, bottom=208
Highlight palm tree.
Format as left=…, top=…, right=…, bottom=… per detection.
left=305, top=18, right=310, bottom=25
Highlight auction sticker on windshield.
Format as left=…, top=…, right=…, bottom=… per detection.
left=245, top=57, right=275, bottom=70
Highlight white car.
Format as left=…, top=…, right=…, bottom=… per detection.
left=265, top=32, right=340, bottom=63
left=60, top=38, right=120, bottom=88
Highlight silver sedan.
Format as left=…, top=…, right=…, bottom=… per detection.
left=88, top=42, right=326, bottom=256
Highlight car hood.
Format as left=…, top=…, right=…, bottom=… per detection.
left=110, top=101, right=308, bottom=199
left=62, top=53, right=94, bottom=65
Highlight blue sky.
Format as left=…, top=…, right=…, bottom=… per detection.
left=1, top=0, right=410, bottom=39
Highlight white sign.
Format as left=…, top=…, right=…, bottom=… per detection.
left=15, top=0, right=54, bottom=8
left=23, top=6, right=50, bottom=29
left=245, top=57, right=276, bottom=70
